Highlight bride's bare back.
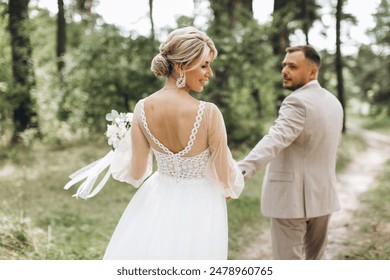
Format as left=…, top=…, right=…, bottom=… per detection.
left=141, top=90, right=208, bottom=156
left=129, top=87, right=243, bottom=200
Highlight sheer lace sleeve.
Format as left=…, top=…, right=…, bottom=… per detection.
left=111, top=101, right=153, bottom=187
left=205, top=103, right=244, bottom=199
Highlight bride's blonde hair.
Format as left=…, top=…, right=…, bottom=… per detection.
left=151, top=26, right=218, bottom=77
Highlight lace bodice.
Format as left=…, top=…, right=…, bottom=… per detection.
left=141, top=100, right=209, bottom=180
left=153, top=148, right=210, bottom=179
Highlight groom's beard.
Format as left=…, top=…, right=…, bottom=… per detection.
left=282, top=78, right=306, bottom=91
left=283, top=84, right=301, bottom=91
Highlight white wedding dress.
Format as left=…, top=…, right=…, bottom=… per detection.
left=82, top=99, right=243, bottom=260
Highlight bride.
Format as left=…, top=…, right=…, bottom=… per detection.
left=66, top=26, right=244, bottom=260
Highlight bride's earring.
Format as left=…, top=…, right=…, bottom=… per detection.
left=176, top=72, right=186, bottom=89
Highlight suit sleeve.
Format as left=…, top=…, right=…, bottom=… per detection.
left=238, top=94, right=306, bottom=179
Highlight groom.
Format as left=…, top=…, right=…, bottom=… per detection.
left=238, top=45, right=343, bottom=260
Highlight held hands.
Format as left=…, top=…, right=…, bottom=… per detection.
left=241, top=169, right=249, bottom=180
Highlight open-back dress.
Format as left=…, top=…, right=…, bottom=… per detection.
left=103, top=98, right=244, bottom=260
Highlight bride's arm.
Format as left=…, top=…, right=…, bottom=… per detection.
left=130, top=103, right=152, bottom=180
left=110, top=101, right=153, bottom=188
left=206, top=103, right=244, bottom=199
left=64, top=102, right=153, bottom=199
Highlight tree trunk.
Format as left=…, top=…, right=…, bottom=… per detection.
left=57, top=0, right=66, bottom=74
left=149, top=0, right=155, bottom=39
left=210, top=0, right=236, bottom=33
left=301, top=0, right=310, bottom=44
left=336, top=0, right=346, bottom=132
left=241, top=0, right=253, bottom=13
left=208, top=0, right=255, bottom=109
left=84, top=0, right=93, bottom=14
left=238, top=0, right=254, bottom=18
left=272, top=0, right=319, bottom=53
left=208, top=0, right=235, bottom=109
left=271, top=0, right=291, bottom=113
left=298, top=0, right=321, bottom=45
left=8, top=0, right=37, bottom=142
left=77, top=0, right=93, bottom=15
left=271, top=0, right=290, bottom=56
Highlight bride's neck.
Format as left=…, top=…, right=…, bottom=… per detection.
left=163, top=76, right=190, bottom=93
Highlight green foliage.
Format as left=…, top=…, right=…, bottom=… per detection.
left=345, top=0, right=390, bottom=117
left=335, top=130, right=367, bottom=172
left=206, top=3, right=280, bottom=147
left=61, top=24, right=161, bottom=133
left=369, top=0, right=390, bottom=48
left=19, top=6, right=163, bottom=145
left=350, top=45, right=390, bottom=116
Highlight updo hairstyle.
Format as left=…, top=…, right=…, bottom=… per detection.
left=151, top=26, right=217, bottom=77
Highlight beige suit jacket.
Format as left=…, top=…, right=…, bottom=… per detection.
left=238, top=80, right=343, bottom=218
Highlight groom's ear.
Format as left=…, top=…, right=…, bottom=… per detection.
left=309, top=63, right=318, bottom=79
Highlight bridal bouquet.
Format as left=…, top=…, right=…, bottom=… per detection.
left=105, top=110, right=133, bottom=150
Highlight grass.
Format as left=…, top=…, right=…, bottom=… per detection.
left=0, top=139, right=136, bottom=259
left=336, top=160, right=390, bottom=260
left=336, top=130, right=367, bottom=172
left=227, top=171, right=268, bottom=259
left=349, top=113, right=390, bottom=135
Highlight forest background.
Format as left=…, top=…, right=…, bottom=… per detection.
left=0, top=0, right=389, bottom=260
left=1, top=0, right=389, bottom=148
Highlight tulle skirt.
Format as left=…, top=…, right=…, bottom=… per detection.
left=103, top=172, right=228, bottom=260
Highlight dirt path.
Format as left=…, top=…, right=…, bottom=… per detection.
left=239, top=124, right=390, bottom=260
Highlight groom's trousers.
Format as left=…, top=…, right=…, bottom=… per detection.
left=270, top=214, right=330, bottom=260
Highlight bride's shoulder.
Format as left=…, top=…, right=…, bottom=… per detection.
left=133, top=98, right=145, bottom=110
left=133, top=95, right=156, bottom=109
left=201, top=101, right=222, bottom=115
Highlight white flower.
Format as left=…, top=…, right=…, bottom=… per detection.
left=126, top=113, right=133, bottom=123
left=104, top=109, right=133, bottom=150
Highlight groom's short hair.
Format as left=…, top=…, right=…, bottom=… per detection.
left=285, top=45, right=321, bottom=68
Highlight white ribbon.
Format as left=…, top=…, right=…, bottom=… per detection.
left=64, top=151, right=115, bottom=199
left=64, top=128, right=153, bottom=199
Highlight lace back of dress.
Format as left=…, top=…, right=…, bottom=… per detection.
left=153, top=149, right=210, bottom=179
left=141, top=100, right=210, bottom=180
